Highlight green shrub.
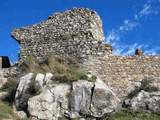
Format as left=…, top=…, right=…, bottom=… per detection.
left=89, top=75, right=97, bottom=82
left=127, top=78, right=158, bottom=99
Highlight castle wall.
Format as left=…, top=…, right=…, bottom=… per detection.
left=12, top=8, right=112, bottom=63
left=10, top=8, right=160, bottom=99
left=84, top=55, right=160, bottom=99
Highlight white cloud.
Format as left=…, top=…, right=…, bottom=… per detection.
left=139, top=4, right=152, bottom=16
left=106, top=20, right=138, bottom=44
left=144, top=47, right=160, bottom=55
left=120, top=20, right=138, bottom=32
left=135, top=0, right=160, bottom=20
left=105, top=0, right=160, bottom=55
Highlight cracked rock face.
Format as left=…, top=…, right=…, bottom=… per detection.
left=70, top=80, right=121, bottom=118
left=14, top=73, right=121, bottom=119
left=15, top=73, right=35, bottom=110
left=70, top=80, right=94, bottom=118
left=90, top=79, right=121, bottom=117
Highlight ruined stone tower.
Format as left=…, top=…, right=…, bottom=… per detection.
left=12, top=8, right=112, bottom=62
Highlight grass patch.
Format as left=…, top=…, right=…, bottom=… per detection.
left=0, top=79, right=18, bottom=104
left=21, top=55, right=96, bottom=83
left=0, top=100, right=20, bottom=120
left=108, top=108, right=160, bottom=120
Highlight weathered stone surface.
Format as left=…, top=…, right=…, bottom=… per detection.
left=28, top=84, right=70, bottom=120
left=70, top=80, right=94, bottom=118
left=13, top=71, right=160, bottom=120
left=83, top=55, right=160, bottom=100
left=15, top=73, right=34, bottom=110
left=44, top=73, right=53, bottom=85
left=35, top=73, right=45, bottom=89
left=13, top=109, right=27, bottom=119
left=125, top=90, right=160, bottom=113
left=90, top=79, right=121, bottom=117
left=70, top=79, right=121, bottom=118
left=11, top=8, right=112, bottom=63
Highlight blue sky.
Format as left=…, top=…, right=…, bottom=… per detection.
left=0, top=0, right=160, bottom=62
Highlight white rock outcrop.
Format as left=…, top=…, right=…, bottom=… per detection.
left=15, top=73, right=121, bottom=119
left=28, top=84, right=70, bottom=120
left=15, top=73, right=35, bottom=110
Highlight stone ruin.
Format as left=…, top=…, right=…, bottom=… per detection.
left=9, top=8, right=160, bottom=99
left=0, top=8, right=159, bottom=92
left=0, top=7, right=160, bottom=120
left=11, top=8, right=112, bottom=63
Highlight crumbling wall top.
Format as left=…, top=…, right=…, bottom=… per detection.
left=12, top=8, right=104, bottom=42
left=11, top=8, right=111, bottom=62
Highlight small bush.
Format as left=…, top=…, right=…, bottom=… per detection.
left=0, top=79, right=18, bottom=104
left=89, top=75, right=97, bottom=82
left=141, top=79, right=158, bottom=92
left=127, top=78, right=158, bottom=99
left=26, top=79, right=41, bottom=96
left=21, top=55, right=70, bottom=74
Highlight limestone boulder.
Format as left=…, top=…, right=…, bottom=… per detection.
left=70, top=80, right=94, bottom=118
left=44, top=73, right=53, bottom=85
left=90, top=79, right=121, bottom=117
left=15, top=73, right=35, bottom=110
left=28, top=84, right=71, bottom=120
left=125, top=90, right=160, bottom=113
left=35, top=73, right=45, bottom=89
left=70, top=79, right=121, bottom=118
left=14, top=73, right=123, bottom=119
